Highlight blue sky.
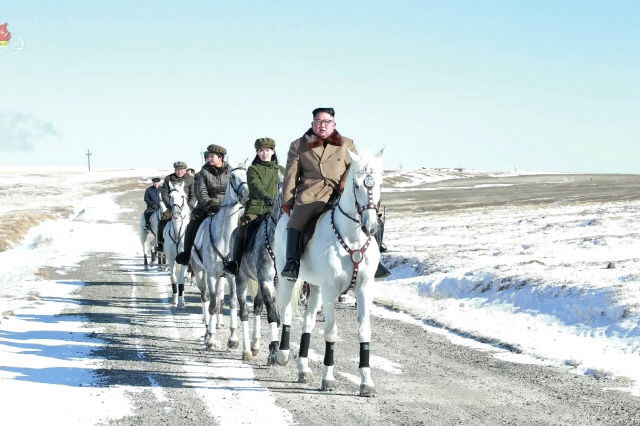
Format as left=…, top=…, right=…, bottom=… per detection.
left=0, top=1, right=638, bottom=173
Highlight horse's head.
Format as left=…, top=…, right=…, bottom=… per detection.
left=227, top=162, right=249, bottom=206
left=346, top=148, right=384, bottom=237
left=168, top=181, right=188, bottom=220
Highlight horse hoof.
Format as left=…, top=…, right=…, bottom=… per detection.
left=321, top=379, right=336, bottom=391
left=227, top=338, right=239, bottom=349
left=298, top=371, right=313, bottom=383
left=206, top=340, right=221, bottom=351
left=251, top=347, right=260, bottom=356
left=359, top=384, right=376, bottom=397
left=144, top=265, right=149, bottom=271
left=275, top=350, right=289, bottom=366
left=216, top=323, right=225, bottom=330
left=242, top=351, right=253, bottom=361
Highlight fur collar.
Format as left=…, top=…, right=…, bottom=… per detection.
left=202, top=162, right=229, bottom=177
left=304, top=128, right=343, bottom=149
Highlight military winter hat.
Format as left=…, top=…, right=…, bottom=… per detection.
left=207, top=144, right=227, bottom=156
left=151, top=177, right=161, bottom=183
left=254, top=137, right=276, bottom=150
left=173, top=161, right=187, bottom=169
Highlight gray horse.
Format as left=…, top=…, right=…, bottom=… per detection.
left=233, top=184, right=283, bottom=362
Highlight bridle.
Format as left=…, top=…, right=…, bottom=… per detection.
left=207, top=165, right=248, bottom=264
left=332, top=169, right=380, bottom=288
left=168, top=188, right=188, bottom=252
left=337, top=170, right=380, bottom=225
left=227, top=166, right=249, bottom=202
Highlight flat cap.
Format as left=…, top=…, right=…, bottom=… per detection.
left=254, top=137, right=276, bottom=150
left=207, top=144, right=227, bottom=156
left=151, top=177, right=161, bottom=183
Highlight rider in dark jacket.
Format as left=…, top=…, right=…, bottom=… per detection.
left=143, top=178, right=162, bottom=229
left=224, top=137, right=284, bottom=276
left=156, top=161, right=197, bottom=251
left=176, top=144, right=229, bottom=265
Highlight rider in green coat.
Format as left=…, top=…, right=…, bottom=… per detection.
left=224, top=137, right=284, bottom=276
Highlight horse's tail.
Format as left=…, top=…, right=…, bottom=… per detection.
left=275, top=278, right=304, bottom=314
left=248, top=279, right=259, bottom=298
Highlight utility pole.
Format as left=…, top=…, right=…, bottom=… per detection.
left=200, top=149, right=205, bottom=166
left=86, top=149, right=92, bottom=171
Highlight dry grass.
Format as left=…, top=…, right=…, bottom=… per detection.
left=0, top=212, right=58, bottom=252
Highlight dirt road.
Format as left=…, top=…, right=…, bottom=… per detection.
left=55, top=178, right=640, bottom=425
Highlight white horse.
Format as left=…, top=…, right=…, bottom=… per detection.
left=190, top=163, right=249, bottom=350
left=139, top=203, right=167, bottom=270
left=163, top=181, right=191, bottom=309
left=274, top=149, right=383, bottom=397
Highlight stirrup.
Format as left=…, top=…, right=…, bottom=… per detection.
left=223, top=260, right=239, bottom=277
left=281, top=260, right=299, bottom=280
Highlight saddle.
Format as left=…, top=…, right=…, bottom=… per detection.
left=299, top=194, right=338, bottom=253
left=243, top=215, right=265, bottom=254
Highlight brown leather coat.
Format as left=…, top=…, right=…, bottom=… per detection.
left=282, top=129, right=357, bottom=231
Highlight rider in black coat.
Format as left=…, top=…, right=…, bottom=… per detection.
left=143, top=178, right=162, bottom=229
left=176, top=144, right=228, bottom=265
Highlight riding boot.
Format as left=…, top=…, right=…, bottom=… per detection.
left=374, top=262, right=391, bottom=279
left=374, top=218, right=390, bottom=278
left=281, top=228, right=302, bottom=280
left=156, top=219, right=168, bottom=251
left=223, top=232, right=244, bottom=277
left=176, top=220, right=197, bottom=265
left=376, top=215, right=387, bottom=253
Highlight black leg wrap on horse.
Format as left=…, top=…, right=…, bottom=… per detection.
left=299, top=333, right=311, bottom=358
left=324, top=341, right=335, bottom=366
left=171, top=284, right=178, bottom=294
left=178, top=284, right=184, bottom=296
left=358, top=342, right=371, bottom=368
left=279, top=325, right=290, bottom=350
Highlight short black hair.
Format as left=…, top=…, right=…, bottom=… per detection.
left=312, top=107, right=335, bottom=118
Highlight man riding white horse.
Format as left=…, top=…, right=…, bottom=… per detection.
left=143, top=177, right=162, bottom=230
left=157, top=161, right=197, bottom=252
left=280, top=107, right=390, bottom=280
left=176, top=144, right=229, bottom=265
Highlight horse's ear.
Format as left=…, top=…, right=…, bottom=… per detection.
left=347, top=149, right=361, bottom=163
left=375, top=147, right=385, bottom=159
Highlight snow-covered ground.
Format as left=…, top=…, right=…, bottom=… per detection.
left=1, top=167, right=639, bottom=424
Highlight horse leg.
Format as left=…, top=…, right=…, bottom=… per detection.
left=193, top=264, right=209, bottom=328
left=205, top=273, right=222, bottom=350
left=251, top=290, right=263, bottom=357
left=260, top=277, right=280, bottom=365
left=168, top=259, right=178, bottom=308
left=320, top=294, right=338, bottom=391
left=227, top=275, right=240, bottom=350
left=235, top=272, right=252, bottom=359
left=297, top=285, right=322, bottom=383
left=355, top=284, right=376, bottom=397
left=275, top=279, right=296, bottom=366
left=177, top=264, right=186, bottom=309
left=216, top=276, right=226, bottom=329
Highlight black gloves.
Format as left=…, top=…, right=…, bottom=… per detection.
left=205, top=199, right=219, bottom=212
